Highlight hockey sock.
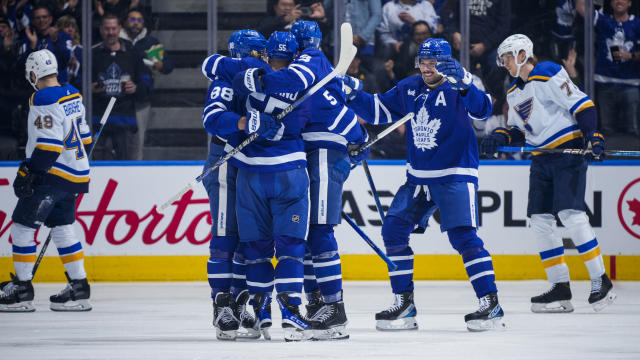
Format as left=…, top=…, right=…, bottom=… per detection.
left=51, top=225, right=86, bottom=280
left=274, top=235, right=305, bottom=306
left=531, top=214, right=570, bottom=283
left=559, top=210, right=605, bottom=279
left=308, top=225, right=342, bottom=303
left=245, top=239, right=275, bottom=297
left=207, top=236, right=238, bottom=298
left=448, top=227, right=497, bottom=297
left=10, top=223, right=37, bottom=281
left=382, top=216, right=415, bottom=294
left=230, top=243, right=248, bottom=298
left=303, top=252, right=320, bottom=297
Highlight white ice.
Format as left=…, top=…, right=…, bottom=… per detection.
left=1, top=281, right=639, bottom=360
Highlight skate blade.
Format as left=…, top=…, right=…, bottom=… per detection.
left=283, top=328, right=312, bottom=342
left=591, top=290, right=617, bottom=312
left=261, top=328, right=271, bottom=341
left=0, top=301, right=35, bottom=312
left=236, top=327, right=261, bottom=340
left=50, top=299, right=92, bottom=312
left=375, top=318, right=418, bottom=331
left=216, top=328, right=237, bottom=341
left=466, top=316, right=506, bottom=332
left=531, top=300, right=574, bottom=313
left=313, top=325, right=349, bottom=340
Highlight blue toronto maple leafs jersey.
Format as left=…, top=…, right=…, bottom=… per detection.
left=594, top=10, right=640, bottom=86
left=350, top=76, right=492, bottom=185
left=260, top=48, right=367, bottom=152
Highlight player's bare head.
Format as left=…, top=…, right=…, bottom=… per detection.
left=416, top=38, right=450, bottom=85
left=497, top=34, right=534, bottom=78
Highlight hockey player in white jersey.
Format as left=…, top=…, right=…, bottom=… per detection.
left=481, top=34, right=616, bottom=313
left=0, top=49, right=92, bottom=312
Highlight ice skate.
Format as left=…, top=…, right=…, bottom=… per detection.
left=531, top=282, right=574, bottom=313
left=212, top=292, right=239, bottom=341
left=305, top=289, right=325, bottom=320
left=50, top=276, right=92, bottom=312
left=588, top=274, right=617, bottom=312
left=310, top=301, right=349, bottom=340
left=375, top=292, right=418, bottom=331
left=276, top=293, right=311, bottom=342
left=233, top=290, right=260, bottom=339
left=465, top=292, right=505, bottom=332
left=252, top=293, right=272, bottom=340
left=0, top=278, right=35, bottom=312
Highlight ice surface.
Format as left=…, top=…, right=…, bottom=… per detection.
left=1, top=281, right=638, bottom=360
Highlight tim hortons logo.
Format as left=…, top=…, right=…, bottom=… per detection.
left=0, top=178, right=212, bottom=246
left=618, top=178, right=640, bottom=240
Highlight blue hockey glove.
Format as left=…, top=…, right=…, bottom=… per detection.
left=245, top=109, right=283, bottom=140
left=480, top=130, right=509, bottom=158
left=347, top=143, right=370, bottom=165
left=13, top=161, right=39, bottom=198
left=232, top=68, right=265, bottom=99
left=436, top=58, right=472, bottom=91
left=585, top=131, right=605, bottom=161
left=342, top=75, right=362, bottom=101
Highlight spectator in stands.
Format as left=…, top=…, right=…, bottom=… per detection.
left=94, top=0, right=139, bottom=19
left=55, top=15, right=81, bottom=89
left=347, top=49, right=378, bottom=93
left=445, top=0, right=511, bottom=77
left=56, top=0, right=82, bottom=28
left=18, top=5, right=72, bottom=83
left=120, top=8, right=174, bottom=160
left=92, top=13, right=151, bottom=160
left=324, top=0, right=381, bottom=58
left=387, top=20, right=432, bottom=82
left=2, top=0, right=31, bottom=33
left=0, top=13, right=20, bottom=159
left=594, top=0, right=640, bottom=136
left=378, top=0, right=438, bottom=60
left=258, top=0, right=302, bottom=35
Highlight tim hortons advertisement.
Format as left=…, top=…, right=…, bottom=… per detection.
left=1, top=161, right=640, bottom=257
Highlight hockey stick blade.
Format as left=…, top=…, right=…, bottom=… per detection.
left=497, top=146, right=640, bottom=157
left=342, top=212, right=397, bottom=271
left=352, top=112, right=414, bottom=155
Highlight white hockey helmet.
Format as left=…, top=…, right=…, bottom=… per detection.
left=496, top=34, right=534, bottom=78
left=25, top=49, right=58, bottom=90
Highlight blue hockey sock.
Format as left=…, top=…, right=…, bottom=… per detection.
left=231, top=248, right=248, bottom=298
left=303, top=251, right=320, bottom=297
left=245, top=239, right=275, bottom=297
left=274, top=235, right=305, bottom=306
left=313, top=251, right=342, bottom=303
left=448, top=227, right=498, bottom=297
left=382, top=216, right=415, bottom=294
left=207, top=236, right=237, bottom=299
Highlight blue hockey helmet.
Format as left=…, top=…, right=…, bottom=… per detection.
left=228, top=29, right=267, bottom=58
left=417, top=38, right=452, bottom=61
left=290, top=20, right=322, bottom=49
left=266, top=31, right=298, bottom=60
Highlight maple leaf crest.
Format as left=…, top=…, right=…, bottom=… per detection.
left=628, top=198, right=640, bottom=226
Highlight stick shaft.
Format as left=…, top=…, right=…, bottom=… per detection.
left=342, top=212, right=397, bottom=271
left=498, top=146, right=640, bottom=157
left=355, top=112, right=414, bottom=154
left=362, top=160, right=385, bottom=221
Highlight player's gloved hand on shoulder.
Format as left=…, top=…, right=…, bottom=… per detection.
left=480, top=130, right=509, bottom=158
left=342, top=75, right=362, bottom=101
left=245, top=109, right=283, bottom=140
left=436, top=58, right=472, bottom=91
left=232, top=68, right=265, bottom=99
left=585, top=131, right=605, bottom=161
left=347, top=143, right=370, bottom=165
left=13, top=161, right=39, bottom=198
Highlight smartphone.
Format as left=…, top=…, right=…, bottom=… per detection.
left=610, top=45, right=620, bottom=62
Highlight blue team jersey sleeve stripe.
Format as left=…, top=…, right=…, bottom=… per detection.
left=289, top=67, right=308, bottom=89
left=327, top=106, right=348, bottom=131
left=529, top=125, right=580, bottom=147
left=290, top=63, right=315, bottom=84
left=339, top=114, right=358, bottom=136
left=53, top=162, right=90, bottom=175
left=569, top=96, right=591, bottom=115
left=36, top=137, right=64, bottom=145
left=80, top=132, right=91, bottom=138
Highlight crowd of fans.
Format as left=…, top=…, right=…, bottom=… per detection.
left=1, top=0, right=639, bottom=161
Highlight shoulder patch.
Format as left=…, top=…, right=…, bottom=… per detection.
left=528, top=61, right=562, bottom=82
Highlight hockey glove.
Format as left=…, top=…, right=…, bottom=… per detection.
left=232, top=68, right=265, bottom=99
left=13, top=161, right=39, bottom=198
left=342, top=76, right=362, bottom=102
left=245, top=109, right=283, bottom=140
left=480, top=130, right=510, bottom=158
left=585, top=131, right=605, bottom=161
left=436, top=58, right=472, bottom=91
left=347, top=143, right=370, bottom=165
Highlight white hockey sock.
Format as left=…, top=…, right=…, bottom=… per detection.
left=51, top=225, right=87, bottom=280
left=558, top=210, right=605, bottom=279
left=10, top=223, right=37, bottom=281
left=531, top=214, right=570, bottom=283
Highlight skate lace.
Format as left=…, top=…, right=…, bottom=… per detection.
left=237, top=304, right=254, bottom=322
left=477, top=295, right=491, bottom=312
left=0, top=282, right=18, bottom=297
left=590, top=277, right=603, bottom=294
left=217, top=306, right=238, bottom=326
left=54, top=283, right=72, bottom=297
left=313, top=304, right=335, bottom=323
left=385, top=294, right=404, bottom=313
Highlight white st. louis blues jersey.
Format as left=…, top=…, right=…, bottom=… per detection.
left=506, top=61, right=595, bottom=149
left=27, top=85, right=91, bottom=193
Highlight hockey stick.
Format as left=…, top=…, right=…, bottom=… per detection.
left=361, top=160, right=385, bottom=221
left=351, top=112, right=414, bottom=156
left=157, top=23, right=358, bottom=212
left=342, top=212, right=397, bottom=271
left=30, top=97, right=115, bottom=279
left=497, top=146, right=640, bottom=157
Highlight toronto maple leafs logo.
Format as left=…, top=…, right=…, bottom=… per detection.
left=411, top=105, right=441, bottom=151
left=618, top=178, right=640, bottom=240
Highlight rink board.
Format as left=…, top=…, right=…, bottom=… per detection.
left=1, top=160, right=640, bottom=281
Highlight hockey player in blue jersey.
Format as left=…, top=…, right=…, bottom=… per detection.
left=344, top=38, right=505, bottom=332
left=234, top=20, right=370, bottom=340
left=481, top=34, right=616, bottom=313
left=200, top=30, right=272, bottom=340
left=1, top=49, right=92, bottom=312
